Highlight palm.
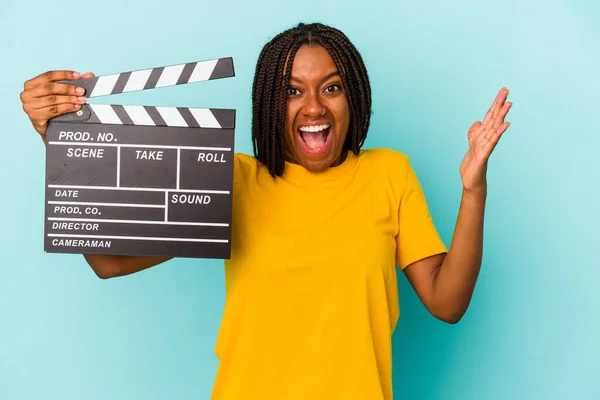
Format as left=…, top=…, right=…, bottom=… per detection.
left=460, top=88, right=512, bottom=192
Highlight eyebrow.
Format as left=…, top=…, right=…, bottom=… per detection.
left=290, top=71, right=341, bottom=84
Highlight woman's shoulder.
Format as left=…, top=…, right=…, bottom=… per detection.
left=233, top=152, right=264, bottom=181
left=234, top=152, right=260, bottom=171
left=234, top=152, right=257, bottom=164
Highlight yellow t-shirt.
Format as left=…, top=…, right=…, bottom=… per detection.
left=212, top=148, right=447, bottom=399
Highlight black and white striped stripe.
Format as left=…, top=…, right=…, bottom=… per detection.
left=71, top=57, right=234, bottom=98
left=80, top=104, right=235, bottom=128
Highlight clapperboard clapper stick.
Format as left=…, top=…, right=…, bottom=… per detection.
left=44, top=57, right=236, bottom=259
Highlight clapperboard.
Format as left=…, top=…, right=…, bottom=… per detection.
left=44, top=58, right=236, bottom=259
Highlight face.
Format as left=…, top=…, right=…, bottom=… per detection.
left=283, top=44, right=351, bottom=173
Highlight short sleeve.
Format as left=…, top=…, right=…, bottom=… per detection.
left=395, top=156, right=447, bottom=270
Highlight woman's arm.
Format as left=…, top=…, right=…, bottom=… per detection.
left=84, top=254, right=172, bottom=279
left=21, top=70, right=174, bottom=279
left=403, top=189, right=486, bottom=323
left=403, top=88, right=512, bottom=323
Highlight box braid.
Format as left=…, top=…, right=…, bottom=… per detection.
left=251, top=22, right=372, bottom=177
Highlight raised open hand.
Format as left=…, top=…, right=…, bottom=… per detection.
left=459, top=88, right=512, bottom=194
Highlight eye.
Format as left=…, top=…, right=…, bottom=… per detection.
left=286, top=86, right=301, bottom=96
left=324, top=84, right=342, bottom=93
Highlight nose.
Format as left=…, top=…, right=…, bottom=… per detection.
left=302, top=91, right=325, bottom=118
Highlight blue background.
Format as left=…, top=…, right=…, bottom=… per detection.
left=1, top=0, right=598, bottom=399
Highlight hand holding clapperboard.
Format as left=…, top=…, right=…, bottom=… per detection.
left=44, top=58, right=236, bottom=259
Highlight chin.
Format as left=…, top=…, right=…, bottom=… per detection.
left=295, top=149, right=341, bottom=173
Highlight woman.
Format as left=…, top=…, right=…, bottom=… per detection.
left=20, top=22, right=511, bottom=400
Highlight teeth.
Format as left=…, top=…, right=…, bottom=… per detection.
left=299, top=124, right=330, bottom=133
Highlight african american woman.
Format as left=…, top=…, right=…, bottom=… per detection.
left=20, top=22, right=512, bottom=400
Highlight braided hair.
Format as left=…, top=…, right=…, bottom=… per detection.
left=251, top=22, right=372, bottom=177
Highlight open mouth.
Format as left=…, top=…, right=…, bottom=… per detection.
left=298, top=124, right=331, bottom=155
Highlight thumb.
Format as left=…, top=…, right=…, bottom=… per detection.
left=468, top=121, right=481, bottom=142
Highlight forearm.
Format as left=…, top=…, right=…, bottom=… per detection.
left=431, top=188, right=487, bottom=322
left=84, top=254, right=172, bottom=279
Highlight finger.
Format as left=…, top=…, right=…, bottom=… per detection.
left=24, top=81, right=86, bottom=99
left=482, top=88, right=508, bottom=129
left=487, top=90, right=506, bottom=130
left=80, top=72, right=95, bottom=78
left=29, top=94, right=87, bottom=110
left=496, top=121, right=511, bottom=136
left=29, top=103, right=82, bottom=124
left=24, top=70, right=82, bottom=91
left=482, top=88, right=506, bottom=129
left=480, top=91, right=501, bottom=127
left=492, top=101, right=513, bottom=130
left=478, top=93, right=507, bottom=144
